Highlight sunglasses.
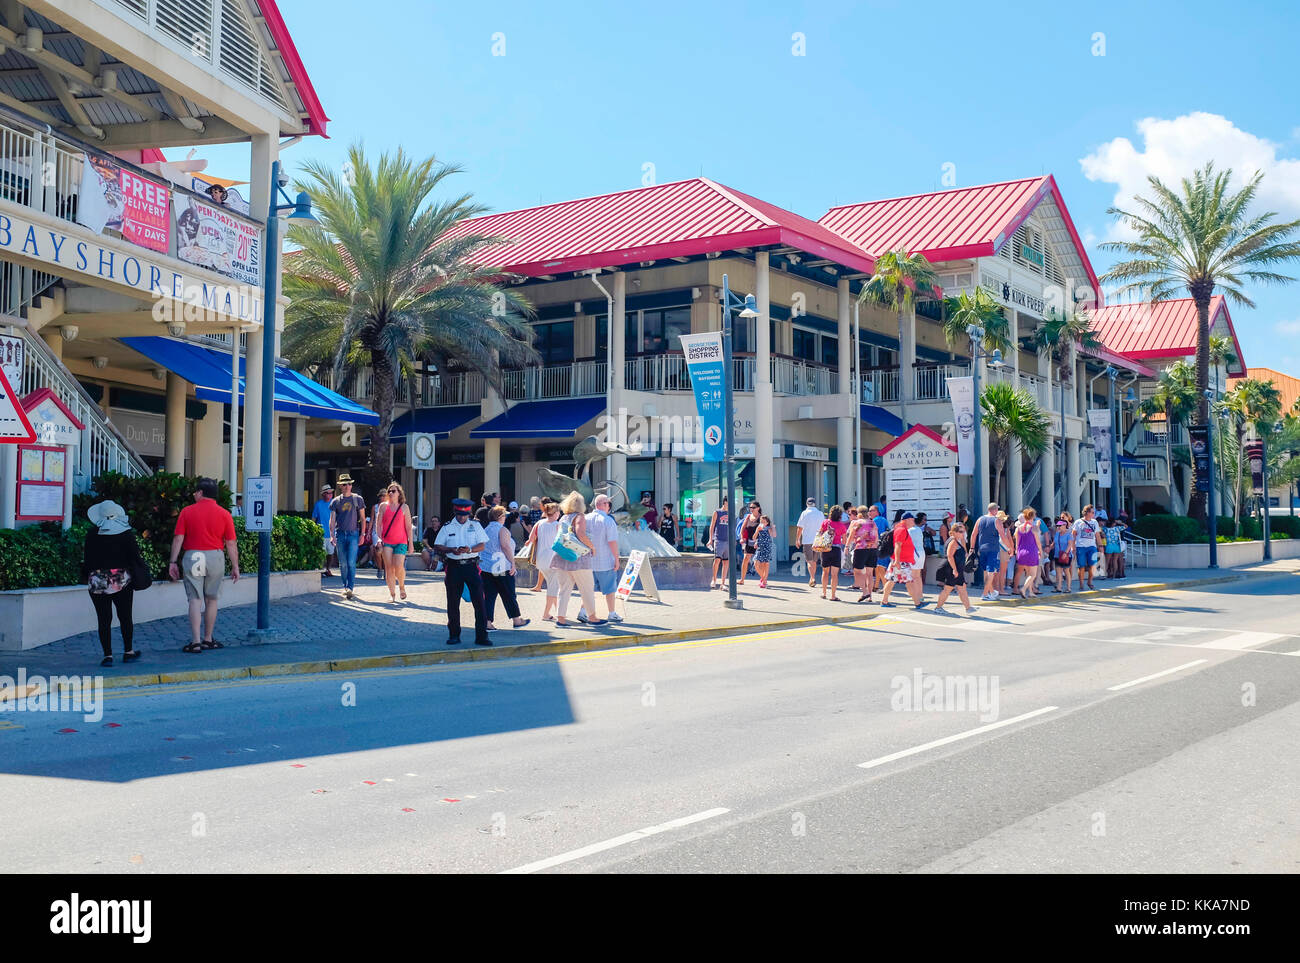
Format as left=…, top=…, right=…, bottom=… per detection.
left=387, top=488, right=399, bottom=493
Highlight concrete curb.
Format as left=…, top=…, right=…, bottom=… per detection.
left=80, top=566, right=1295, bottom=694
left=92, top=612, right=879, bottom=692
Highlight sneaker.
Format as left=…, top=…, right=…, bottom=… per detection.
left=964, top=606, right=977, bottom=615
left=915, top=601, right=929, bottom=610
left=577, top=611, right=590, bottom=623
left=607, top=612, right=624, bottom=623
left=981, top=594, right=994, bottom=601
left=990, top=591, right=1000, bottom=600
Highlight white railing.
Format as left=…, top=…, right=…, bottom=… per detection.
left=1124, top=531, right=1156, bottom=568
left=504, top=361, right=608, bottom=400
left=16, top=330, right=149, bottom=487
left=624, top=354, right=690, bottom=393
left=859, top=368, right=899, bottom=403
left=773, top=357, right=836, bottom=396
left=915, top=363, right=969, bottom=401
left=1018, top=372, right=1051, bottom=409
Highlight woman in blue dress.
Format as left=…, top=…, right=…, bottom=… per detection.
left=754, top=515, right=774, bottom=588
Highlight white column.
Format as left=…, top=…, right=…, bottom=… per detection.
left=1066, top=438, right=1081, bottom=517
left=289, top=417, right=307, bottom=511
left=755, top=252, right=774, bottom=514
left=899, top=306, right=918, bottom=405
left=483, top=438, right=501, bottom=497
left=1041, top=437, right=1057, bottom=518
left=164, top=372, right=186, bottom=473
left=611, top=272, right=626, bottom=391
left=1006, top=310, right=1022, bottom=508
left=193, top=400, right=224, bottom=480
left=836, top=278, right=854, bottom=501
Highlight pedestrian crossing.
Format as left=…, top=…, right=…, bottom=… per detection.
left=879, top=607, right=1296, bottom=655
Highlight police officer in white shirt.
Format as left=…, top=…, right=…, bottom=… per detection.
left=433, top=498, right=490, bottom=645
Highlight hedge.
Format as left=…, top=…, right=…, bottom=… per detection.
left=1131, top=514, right=1201, bottom=544
left=0, top=471, right=326, bottom=590
left=1270, top=515, right=1300, bottom=538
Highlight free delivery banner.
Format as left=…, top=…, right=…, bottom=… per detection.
left=678, top=331, right=725, bottom=462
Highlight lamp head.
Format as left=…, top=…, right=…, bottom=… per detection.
left=1124, top=387, right=1137, bottom=403
left=287, top=191, right=317, bottom=222
left=738, top=294, right=759, bottom=318
left=1104, top=365, right=1117, bottom=379
left=988, top=349, right=1004, bottom=368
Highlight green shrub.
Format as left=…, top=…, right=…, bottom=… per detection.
left=234, top=516, right=324, bottom=575
left=1210, top=515, right=1235, bottom=537
left=1132, top=513, right=1201, bottom=544
left=1268, top=515, right=1300, bottom=538
left=1238, top=517, right=1262, bottom=540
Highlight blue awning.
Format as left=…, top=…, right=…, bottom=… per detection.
left=470, top=397, right=607, bottom=439
left=121, top=337, right=379, bottom=426
left=1117, top=455, right=1144, bottom=470
left=390, top=406, right=480, bottom=439
left=860, top=404, right=905, bottom=437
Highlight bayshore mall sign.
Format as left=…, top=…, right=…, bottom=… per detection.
left=880, top=425, right=958, bottom=520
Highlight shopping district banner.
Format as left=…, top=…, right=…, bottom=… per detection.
left=1088, top=408, right=1113, bottom=489
left=76, top=153, right=170, bottom=253
left=678, top=331, right=726, bottom=462
left=947, top=375, right=975, bottom=475
left=1189, top=425, right=1211, bottom=493
left=174, top=194, right=262, bottom=286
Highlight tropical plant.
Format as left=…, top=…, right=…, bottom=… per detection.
left=282, top=144, right=538, bottom=492
left=1099, top=162, right=1300, bottom=518
left=1221, top=378, right=1283, bottom=535
left=1139, top=359, right=1199, bottom=510
left=942, top=287, right=1011, bottom=356
left=980, top=381, right=1050, bottom=508
left=859, top=248, right=940, bottom=427
left=1207, top=334, right=1233, bottom=393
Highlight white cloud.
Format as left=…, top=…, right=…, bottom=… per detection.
left=1276, top=319, right=1300, bottom=336
left=1080, top=113, right=1300, bottom=241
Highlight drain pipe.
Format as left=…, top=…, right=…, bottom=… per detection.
left=587, top=270, right=615, bottom=484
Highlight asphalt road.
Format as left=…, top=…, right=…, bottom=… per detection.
left=3, top=571, right=1298, bottom=873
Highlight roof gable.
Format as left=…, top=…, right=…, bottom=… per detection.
left=442, top=177, right=875, bottom=277
left=1087, top=297, right=1246, bottom=376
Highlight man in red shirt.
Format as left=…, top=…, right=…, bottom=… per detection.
left=879, top=512, right=928, bottom=609
left=168, top=477, right=240, bottom=653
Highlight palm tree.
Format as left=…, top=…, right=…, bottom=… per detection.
left=942, top=287, right=1011, bottom=356
left=1099, top=162, right=1300, bottom=516
left=1139, top=359, right=1198, bottom=511
left=1222, top=378, right=1283, bottom=534
left=859, top=248, right=940, bottom=429
left=1207, top=334, right=1232, bottom=395
left=980, top=381, right=1050, bottom=509
left=282, top=144, right=538, bottom=486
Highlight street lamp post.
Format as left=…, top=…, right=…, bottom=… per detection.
left=967, top=325, right=1003, bottom=511
left=1262, top=422, right=1280, bottom=561
left=720, top=274, right=758, bottom=611
left=255, top=159, right=316, bottom=634
left=1105, top=366, right=1119, bottom=521
left=1205, top=389, right=1219, bottom=569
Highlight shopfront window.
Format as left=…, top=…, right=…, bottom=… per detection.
left=792, top=328, right=817, bottom=361
left=643, top=307, right=691, bottom=355
left=531, top=320, right=574, bottom=365
left=676, top=460, right=755, bottom=543
left=821, top=334, right=838, bottom=368
left=596, top=313, right=641, bottom=356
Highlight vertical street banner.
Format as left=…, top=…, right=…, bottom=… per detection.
left=948, top=375, right=975, bottom=474
left=174, top=194, right=262, bottom=286
left=1246, top=440, right=1265, bottom=494
left=1088, top=408, right=1113, bottom=489
left=1189, top=425, right=1211, bottom=493
left=679, top=331, right=725, bottom=462
left=75, top=154, right=170, bottom=252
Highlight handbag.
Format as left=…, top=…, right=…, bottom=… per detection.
left=88, top=568, right=131, bottom=595
left=552, top=515, right=591, bottom=563
left=812, top=522, right=834, bottom=553
left=128, top=557, right=153, bottom=592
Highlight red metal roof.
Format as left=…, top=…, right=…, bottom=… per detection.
left=819, top=175, right=1102, bottom=297
left=256, top=0, right=330, bottom=136
left=442, top=177, right=875, bottom=277
left=1087, top=297, right=1246, bottom=376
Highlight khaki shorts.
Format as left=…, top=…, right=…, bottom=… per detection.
left=182, top=549, right=225, bottom=601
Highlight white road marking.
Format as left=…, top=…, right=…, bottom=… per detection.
left=499, top=807, right=731, bottom=874
left=857, top=706, right=1059, bottom=771
left=1199, top=630, right=1284, bottom=651
left=1029, top=619, right=1129, bottom=639
left=1106, top=660, right=1208, bottom=691
left=1110, top=626, right=1204, bottom=643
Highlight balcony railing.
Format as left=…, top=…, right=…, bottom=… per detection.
left=859, top=368, right=899, bottom=403
left=505, top=361, right=608, bottom=400
left=773, top=357, right=835, bottom=396
left=914, top=363, right=970, bottom=401
left=0, top=104, right=264, bottom=280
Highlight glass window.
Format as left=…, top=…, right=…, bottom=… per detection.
left=644, top=307, right=692, bottom=355
left=792, top=328, right=817, bottom=361
left=876, top=347, right=897, bottom=369
left=596, top=313, right=640, bottom=355
left=531, top=320, right=574, bottom=365
left=731, top=317, right=751, bottom=354
left=821, top=334, right=838, bottom=368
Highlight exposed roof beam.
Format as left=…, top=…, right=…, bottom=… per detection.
left=160, top=87, right=205, bottom=132
left=0, top=21, right=163, bottom=122
left=0, top=86, right=59, bottom=125
left=94, top=115, right=249, bottom=149
left=38, top=64, right=104, bottom=139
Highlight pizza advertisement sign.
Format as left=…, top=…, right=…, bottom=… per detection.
left=174, top=194, right=262, bottom=286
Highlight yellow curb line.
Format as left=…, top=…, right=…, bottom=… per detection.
left=89, top=612, right=881, bottom=692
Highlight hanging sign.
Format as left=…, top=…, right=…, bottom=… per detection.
left=0, top=334, right=23, bottom=391
left=76, top=154, right=171, bottom=253
left=1246, top=440, right=1265, bottom=495
left=174, top=194, right=262, bottom=286
left=1189, top=425, right=1211, bottom=493
left=678, top=331, right=726, bottom=462
left=1088, top=409, right=1113, bottom=488
left=947, top=375, right=975, bottom=475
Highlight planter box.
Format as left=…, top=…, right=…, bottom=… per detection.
left=515, top=554, right=717, bottom=589
left=0, top=571, right=321, bottom=651
left=1149, top=538, right=1298, bottom=568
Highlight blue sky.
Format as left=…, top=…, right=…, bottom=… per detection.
left=205, top=0, right=1300, bottom=374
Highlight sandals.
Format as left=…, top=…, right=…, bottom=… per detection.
left=513, top=619, right=531, bottom=629
left=123, top=650, right=141, bottom=662
left=182, top=642, right=203, bottom=654
left=200, top=639, right=224, bottom=650
left=400, top=589, right=407, bottom=600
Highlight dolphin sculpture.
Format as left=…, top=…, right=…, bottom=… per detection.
left=535, top=434, right=644, bottom=522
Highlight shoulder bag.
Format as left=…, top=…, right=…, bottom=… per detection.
left=812, top=521, right=834, bottom=553
left=552, top=515, right=591, bottom=562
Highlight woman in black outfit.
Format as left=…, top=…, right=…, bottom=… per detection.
left=81, top=500, right=145, bottom=667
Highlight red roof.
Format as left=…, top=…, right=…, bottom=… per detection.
left=819, top=175, right=1101, bottom=297
left=256, top=0, right=330, bottom=136
left=442, top=177, right=876, bottom=277
left=878, top=423, right=957, bottom=456
left=1087, top=297, right=1246, bottom=376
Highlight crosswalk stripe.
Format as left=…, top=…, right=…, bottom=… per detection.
left=1198, top=630, right=1284, bottom=651
left=1110, top=626, right=1204, bottom=644
left=1029, top=619, right=1129, bottom=639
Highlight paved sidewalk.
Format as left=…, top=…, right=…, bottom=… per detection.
left=3, top=558, right=1296, bottom=688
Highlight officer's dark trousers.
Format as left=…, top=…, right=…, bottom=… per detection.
left=444, top=559, right=488, bottom=643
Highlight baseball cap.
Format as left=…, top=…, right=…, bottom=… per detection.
left=806, top=497, right=816, bottom=506
left=508, top=501, right=519, bottom=510
left=901, top=511, right=915, bottom=520
left=1097, top=509, right=1108, bottom=520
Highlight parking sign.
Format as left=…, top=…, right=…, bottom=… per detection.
left=244, top=474, right=273, bottom=532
